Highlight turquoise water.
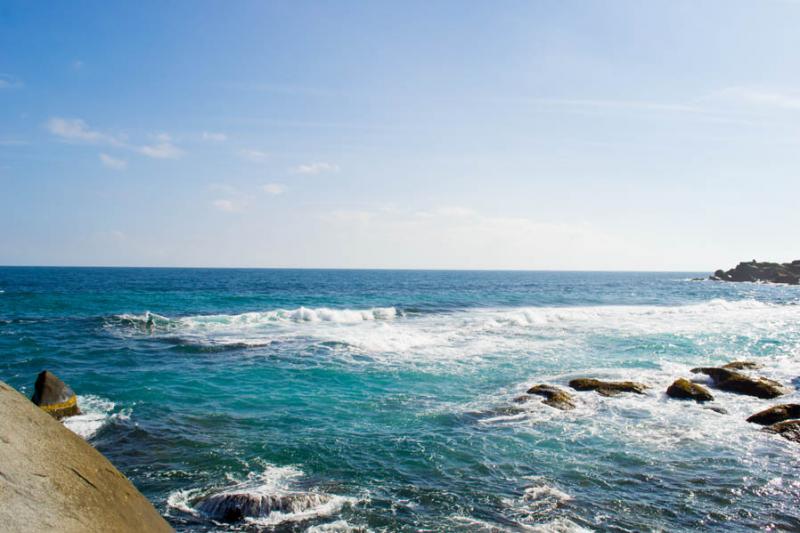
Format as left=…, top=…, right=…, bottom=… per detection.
left=2, top=267, right=800, bottom=532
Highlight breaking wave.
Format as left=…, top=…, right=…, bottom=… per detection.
left=167, top=465, right=355, bottom=527
left=62, top=395, right=129, bottom=440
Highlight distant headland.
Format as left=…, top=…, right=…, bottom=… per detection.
left=711, top=260, right=800, bottom=285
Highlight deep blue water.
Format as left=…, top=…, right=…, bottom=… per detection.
left=2, top=267, right=800, bottom=532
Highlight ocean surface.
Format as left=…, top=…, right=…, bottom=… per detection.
left=2, top=267, right=800, bottom=532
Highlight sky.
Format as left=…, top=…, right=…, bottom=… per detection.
left=2, top=0, right=800, bottom=270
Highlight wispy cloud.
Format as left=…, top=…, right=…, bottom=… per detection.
left=138, top=133, right=183, bottom=159
left=714, top=86, right=800, bottom=110
left=212, top=199, right=241, bottom=212
left=0, top=74, right=23, bottom=90
left=99, top=153, right=127, bottom=170
left=291, top=162, right=339, bottom=175
left=262, top=183, right=287, bottom=195
left=238, top=148, right=269, bottom=162
left=72, top=60, right=84, bottom=70
left=47, top=117, right=120, bottom=144
left=202, top=131, right=227, bottom=142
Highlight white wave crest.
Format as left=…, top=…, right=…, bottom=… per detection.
left=167, top=465, right=355, bottom=527
left=62, top=395, right=128, bottom=439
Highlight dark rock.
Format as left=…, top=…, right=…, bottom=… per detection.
left=690, top=367, right=785, bottom=399
left=710, top=260, right=800, bottom=285
left=747, top=404, right=800, bottom=425
left=526, top=384, right=576, bottom=410
left=30, top=370, right=80, bottom=419
left=195, top=491, right=333, bottom=523
left=704, top=405, right=728, bottom=414
left=763, top=420, right=800, bottom=443
left=722, top=361, right=760, bottom=370
left=666, top=378, right=714, bottom=403
left=568, top=378, right=647, bottom=397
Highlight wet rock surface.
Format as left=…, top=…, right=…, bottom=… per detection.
left=568, top=378, right=647, bottom=397
left=666, top=378, right=714, bottom=403
left=195, top=491, right=333, bottom=523
left=763, top=420, right=800, bottom=443
left=690, top=367, right=785, bottom=399
left=526, top=384, right=576, bottom=410
left=747, top=404, right=800, bottom=425
left=722, top=361, right=760, bottom=370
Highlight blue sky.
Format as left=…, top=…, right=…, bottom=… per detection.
left=2, top=1, right=800, bottom=269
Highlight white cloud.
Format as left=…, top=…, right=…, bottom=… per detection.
left=239, top=148, right=269, bottom=162
left=46, top=117, right=117, bottom=144
left=202, top=131, right=227, bottom=142
left=0, top=74, right=23, bottom=89
left=435, top=206, right=476, bottom=217
left=99, top=153, right=127, bottom=170
left=138, top=134, right=184, bottom=159
left=212, top=199, right=242, bottom=212
left=291, top=162, right=339, bottom=175
left=262, top=183, right=287, bottom=195
left=715, top=87, right=800, bottom=110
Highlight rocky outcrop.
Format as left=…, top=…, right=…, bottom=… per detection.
left=31, top=370, right=80, bottom=419
left=568, top=378, right=647, bottom=397
left=746, top=404, right=800, bottom=425
left=710, top=260, right=800, bottom=285
left=690, top=367, right=785, bottom=399
left=0, top=381, right=172, bottom=532
left=722, top=361, right=760, bottom=370
left=666, top=378, right=714, bottom=403
left=526, top=384, right=576, bottom=410
left=763, top=420, right=800, bottom=443
left=195, top=491, right=333, bottom=523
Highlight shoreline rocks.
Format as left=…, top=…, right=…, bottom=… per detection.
left=31, top=370, right=80, bottom=419
left=526, top=384, right=576, bottom=410
left=666, top=378, right=714, bottom=403
left=710, top=260, right=800, bottom=285
left=568, top=378, right=647, bottom=397
left=747, top=404, right=800, bottom=425
left=690, top=367, right=785, bottom=399
left=0, top=381, right=172, bottom=532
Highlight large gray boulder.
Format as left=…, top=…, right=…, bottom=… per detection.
left=747, top=404, right=800, bottom=425
left=0, top=381, right=172, bottom=532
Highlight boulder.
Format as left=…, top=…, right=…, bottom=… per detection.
left=690, top=367, right=785, bottom=399
left=722, top=361, right=760, bottom=370
left=665, top=378, right=714, bottom=403
left=526, top=384, right=576, bottom=410
left=763, top=420, right=800, bottom=443
left=746, top=404, right=800, bottom=425
left=195, top=491, right=333, bottom=523
left=0, top=381, right=172, bottom=532
left=568, top=378, right=647, bottom=397
left=31, top=370, right=80, bottom=419
left=710, top=260, right=800, bottom=285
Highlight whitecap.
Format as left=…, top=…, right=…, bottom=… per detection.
left=62, top=394, right=127, bottom=439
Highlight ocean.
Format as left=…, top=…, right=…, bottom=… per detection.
left=1, top=267, right=799, bottom=532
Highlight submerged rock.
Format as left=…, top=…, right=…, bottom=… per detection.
left=196, top=491, right=333, bottom=523
left=710, top=260, right=800, bottom=285
left=665, top=378, right=714, bottom=403
left=763, top=420, right=800, bottom=443
left=722, top=361, right=760, bottom=370
left=30, top=370, right=80, bottom=419
left=690, top=367, right=785, bottom=399
left=746, top=404, right=800, bottom=425
left=568, top=378, right=647, bottom=397
left=526, top=384, right=576, bottom=410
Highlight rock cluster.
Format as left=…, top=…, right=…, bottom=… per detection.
left=710, top=260, right=800, bottom=285
left=525, top=384, right=576, bottom=410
